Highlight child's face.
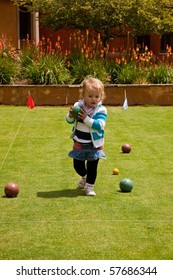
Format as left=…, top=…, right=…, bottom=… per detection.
left=84, top=90, right=102, bottom=108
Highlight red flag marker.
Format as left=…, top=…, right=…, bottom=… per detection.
left=27, top=95, right=35, bottom=109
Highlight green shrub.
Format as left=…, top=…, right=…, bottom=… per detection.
left=70, top=57, right=109, bottom=84
left=0, top=34, right=19, bottom=84
left=0, top=56, right=19, bottom=84
left=105, top=61, right=122, bottom=84
left=20, top=44, right=39, bottom=69
left=148, top=63, right=173, bottom=84
left=2, top=33, right=173, bottom=85
left=116, top=63, right=149, bottom=84
left=116, top=63, right=138, bottom=84
left=22, top=54, right=71, bottom=85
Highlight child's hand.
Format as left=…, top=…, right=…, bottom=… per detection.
left=68, top=106, right=73, bottom=118
left=78, top=108, right=87, bottom=121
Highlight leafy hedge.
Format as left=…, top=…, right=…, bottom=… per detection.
left=1, top=32, right=173, bottom=85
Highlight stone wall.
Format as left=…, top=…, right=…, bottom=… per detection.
left=0, top=84, right=173, bottom=106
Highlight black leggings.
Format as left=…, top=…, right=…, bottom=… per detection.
left=73, top=158, right=99, bottom=185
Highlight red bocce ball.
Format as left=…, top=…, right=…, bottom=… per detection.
left=4, top=182, right=19, bottom=198
left=121, top=143, right=131, bottom=153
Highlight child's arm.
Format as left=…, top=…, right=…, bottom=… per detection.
left=66, top=106, right=75, bottom=124
left=78, top=107, right=107, bottom=131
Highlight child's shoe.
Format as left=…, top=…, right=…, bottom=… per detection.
left=84, top=183, right=96, bottom=196
left=78, top=176, right=86, bottom=189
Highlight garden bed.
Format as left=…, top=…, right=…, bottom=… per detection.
left=0, top=84, right=173, bottom=106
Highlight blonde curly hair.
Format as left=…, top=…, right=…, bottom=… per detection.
left=79, top=76, right=106, bottom=101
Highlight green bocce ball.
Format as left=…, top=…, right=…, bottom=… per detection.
left=72, top=105, right=81, bottom=119
left=119, top=178, right=133, bottom=192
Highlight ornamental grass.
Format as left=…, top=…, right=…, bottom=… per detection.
left=1, top=31, right=173, bottom=84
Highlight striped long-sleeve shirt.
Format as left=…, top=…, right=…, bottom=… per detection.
left=66, top=101, right=107, bottom=148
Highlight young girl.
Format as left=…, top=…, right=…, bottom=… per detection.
left=66, top=76, right=107, bottom=196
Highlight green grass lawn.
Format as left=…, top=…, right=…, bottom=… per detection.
left=0, top=105, right=173, bottom=260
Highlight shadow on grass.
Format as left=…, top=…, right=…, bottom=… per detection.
left=37, top=188, right=85, bottom=198
left=1, top=195, right=19, bottom=199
